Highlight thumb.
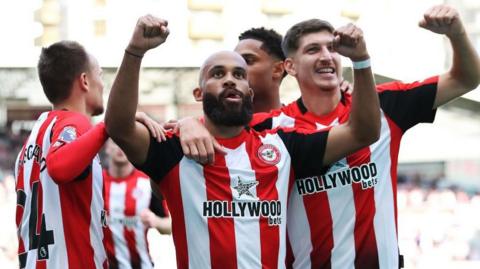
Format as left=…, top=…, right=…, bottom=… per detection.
left=418, top=18, right=428, bottom=29
left=333, top=34, right=341, bottom=48
left=213, top=139, right=227, bottom=156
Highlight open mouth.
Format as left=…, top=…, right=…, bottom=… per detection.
left=221, top=89, right=243, bottom=101
left=315, top=67, right=335, bottom=74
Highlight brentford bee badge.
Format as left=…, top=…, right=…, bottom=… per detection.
left=257, top=144, right=281, bottom=165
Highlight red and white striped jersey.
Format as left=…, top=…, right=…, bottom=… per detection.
left=103, top=169, right=167, bottom=269
left=14, top=110, right=108, bottom=269
left=251, top=76, right=439, bottom=269
left=136, top=127, right=329, bottom=269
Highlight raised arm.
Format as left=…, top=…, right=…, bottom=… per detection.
left=324, top=24, right=380, bottom=165
left=105, top=15, right=169, bottom=165
left=419, top=5, right=480, bottom=108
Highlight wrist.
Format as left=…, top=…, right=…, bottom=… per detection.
left=447, top=30, right=467, bottom=42
left=352, top=58, right=371, bottom=70
left=350, top=54, right=370, bottom=62
left=125, top=45, right=145, bottom=58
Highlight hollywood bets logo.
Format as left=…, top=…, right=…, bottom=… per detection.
left=202, top=177, right=282, bottom=226
left=296, top=161, right=379, bottom=195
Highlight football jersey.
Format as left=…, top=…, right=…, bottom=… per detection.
left=136, top=127, right=329, bottom=269
left=103, top=169, right=167, bottom=269
left=14, top=110, right=108, bottom=269
left=250, top=76, right=438, bottom=269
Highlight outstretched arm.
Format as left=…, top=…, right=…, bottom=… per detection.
left=419, top=5, right=480, bottom=108
left=324, top=24, right=380, bottom=165
left=105, top=15, right=169, bottom=165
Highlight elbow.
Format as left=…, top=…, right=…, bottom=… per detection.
left=105, top=117, right=129, bottom=143
left=356, top=120, right=381, bottom=147
left=464, top=77, right=480, bottom=90
left=160, top=228, right=172, bottom=235
left=46, top=159, right=69, bottom=184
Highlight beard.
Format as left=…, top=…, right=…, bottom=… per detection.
left=203, top=90, right=253, bottom=127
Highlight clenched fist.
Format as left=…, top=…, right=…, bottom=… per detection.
left=333, top=23, right=369, bottom=62
left=126, top=15, right=170, bottom=57
left=419, top=5, right=465, bottom=38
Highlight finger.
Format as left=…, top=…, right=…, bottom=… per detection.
left=145, top=121, right=157, bottom=139
left=213, top=139, right=227, bottom=156
left=162, top=122, right=176, bottom=130
left=437, top=6, right=450, bottom=26
left=188, top=143, right=200, bottom=163
left=422, top=6, right=436, bottom=28
left=418, top=18, right=428, bottom=29
left=159, top=127, right=167, bottom=142
left=428, top=6, right=442, bottom=28
left=196, top=141, right=209, bottom=164
left=204, top=138, right=215, bottom=165
left=180, top=139, right=191, bottom=158
left=444, top=8, right=457, bottom=25
left=154, top=125, right=163, bottom=143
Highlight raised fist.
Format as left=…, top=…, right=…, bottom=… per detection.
left=126, top=15, right=170, bottom=57
left=419, top=5, right=465, bottom=38
left=333, top=23, right=369, bottom=61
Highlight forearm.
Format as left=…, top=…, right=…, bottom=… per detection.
left=105, top=52, right=142, bottom=142
left=349, top=63, right=380, bottom=144
left=448, top=32, right=480, bottom=89
left=153, top=217, right=172, bottom=235
left=47, top=123, right=108, bottom=183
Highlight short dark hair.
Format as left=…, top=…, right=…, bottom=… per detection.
left=37, top=40, right=90, bottom=104
left=282, top=19, right=334, bottom=56
left=239, top=27, right=285, bottom=61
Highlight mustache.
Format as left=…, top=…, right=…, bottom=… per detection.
left=219, top=88, right=245, bottom=99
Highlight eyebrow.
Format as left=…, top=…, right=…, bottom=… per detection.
left=233, top=66, right=247, bottom=73
left=304, top=40, right=334, bottom=48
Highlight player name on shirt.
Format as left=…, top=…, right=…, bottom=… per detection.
left=295, top=162, right=378, bottom=195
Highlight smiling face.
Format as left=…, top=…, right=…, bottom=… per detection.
left=285, top=30, right=342, bottom=92
left=196, top=51, right=254, bottom=126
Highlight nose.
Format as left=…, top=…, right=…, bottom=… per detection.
left=223, top=72, right=236, bottom=88
left=319, top=46, right=333, bottom=63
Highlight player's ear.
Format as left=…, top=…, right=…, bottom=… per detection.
left=193, top=87, right=203, bottom=102
left=272, top=60, right=285, bottom=80
left=284, top=58, right=297, bottom=76
left=248, top=87, right=254, bottom=101
left=78, top=72, right=89, bottom=92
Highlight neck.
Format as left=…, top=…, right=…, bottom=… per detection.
left=204, top=117, right=245, bottom=139
left=300, top=86, right=341, bottom=116
left=53, top=94, right=91, bottom=117
left=108, top=162, right=134, bottom=178
left=253, top=92, right=282, bottom=113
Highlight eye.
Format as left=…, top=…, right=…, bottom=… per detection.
left=327, top=44, right=335, bottom=52
left=243, top=56, right=255, bottom=65
left=234, top=70, right=246, bottom=79
left=212, top=70, right=224, bottom=78
left=306, top=46, right=319, bottom=54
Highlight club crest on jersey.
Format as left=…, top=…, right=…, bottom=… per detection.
left=257, top=144, right=281, bottom=165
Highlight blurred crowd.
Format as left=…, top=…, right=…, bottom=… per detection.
left=1, top=132, right=480, bottom=269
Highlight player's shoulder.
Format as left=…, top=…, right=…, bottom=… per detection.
left=376, top=76, right=439, bottom=93
left=52, top=110, right=92, bottom=134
